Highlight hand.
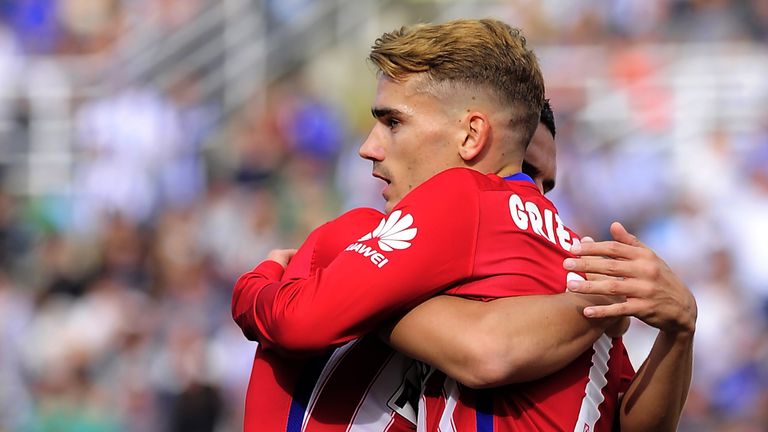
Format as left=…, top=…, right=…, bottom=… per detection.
left=564, top=222, right=697, bottom=335
left=581, top=236, right=629, bottom=338
left=266, top=249, right=297, bottom=269
left=579, top=235, right=630, bottom=338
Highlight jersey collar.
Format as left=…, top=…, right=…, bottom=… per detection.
left=502, top=172, right=535, bottom=184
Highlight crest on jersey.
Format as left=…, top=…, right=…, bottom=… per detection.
left=358, top=210, right=417, bottom=252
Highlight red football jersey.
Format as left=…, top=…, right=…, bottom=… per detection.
left=235, top=168, right=590, bottom=351
left=236, top=209, right=418, bottom=432
left=233, top=168, right=634, bottom=431
left=412, top=172, right=636, bottom=431
left=418, top=340, right=634, bottom=432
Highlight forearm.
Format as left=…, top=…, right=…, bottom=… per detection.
left=232, top=259, right=356, bottom=353
left=385, top=292, right=619, bottom=388
left=231, top=260, right=285, bottom=342
left=619, top=330, right=694, bottom=432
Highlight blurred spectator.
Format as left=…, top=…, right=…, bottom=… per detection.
left=716, top=152, right=768, bottom=317
left=690, top=249, right=761, bottom=403
left=667, top=0, right=753, bottom=42
left=151, top=321, right=223, bottom=432
left=0, top=190, right=34, bottom=278
left=0, top=272, right=34, bottom=431
left=160, top=71, right=214, bottom=210
left=72, top=85, right=183, bottom=232
left=221, top=91, right=288, bottom=188
left=57, top=0, right=122, bottom=55
left=198, top=184, right=282, bottom=279
left=1, top=0, right=60, bottom=54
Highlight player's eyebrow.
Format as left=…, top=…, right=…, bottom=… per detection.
left=371, top=107, right=403, bottom=119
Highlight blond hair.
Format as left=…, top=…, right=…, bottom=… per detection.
left=369, top=18, right=544, bottom=149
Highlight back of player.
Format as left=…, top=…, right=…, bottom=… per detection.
left=419, top=342, right=632, bottom=431
left=417, top=171, right=634, bottom=432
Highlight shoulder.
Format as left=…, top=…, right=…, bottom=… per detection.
left=424, top=167, right=486, bottom=190
left=391, top=168, right=483, bottom=233
left=284, top=208, right=385, bottom=277
left=398, top=168, right=485, bottom=206
left=312, top=208, right=386, bottom=249
left=326, top=208, right=385, bottom=232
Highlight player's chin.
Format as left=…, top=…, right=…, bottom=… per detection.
left=382, top=189, right=396, bottom=213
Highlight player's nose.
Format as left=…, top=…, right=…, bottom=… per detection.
left=359, top=127, right=385, bottom=162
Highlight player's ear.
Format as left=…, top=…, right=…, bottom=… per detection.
left=459, top=112, right=490, bottom=162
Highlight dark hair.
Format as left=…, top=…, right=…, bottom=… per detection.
left=540, top=99, right=556, bottom=138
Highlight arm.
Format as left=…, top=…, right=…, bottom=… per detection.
left=565, top=222, right=696, bottom=432
left=231, top=211, right=335, bottom=343
left=233, top=173, right=480, bottom=353
left=383, top=292, right=623, bottom=389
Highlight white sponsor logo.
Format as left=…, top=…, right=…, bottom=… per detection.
left=358, top=210, right=417, bottom=251
left=346, top=210, right=417, bottom=268
left=345, top=243, right=390, bottom=268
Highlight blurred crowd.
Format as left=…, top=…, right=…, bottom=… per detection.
left=0, top=0, right=766, bottom=431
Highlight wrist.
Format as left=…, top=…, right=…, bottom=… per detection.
left=256, top=259, right=286, bottom=280
left=677, top=299, right=698, bottom=336
left=661, top=327, right=695, bottom=343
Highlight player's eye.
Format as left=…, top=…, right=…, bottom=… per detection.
left=386, top=117, right=401, bottom=130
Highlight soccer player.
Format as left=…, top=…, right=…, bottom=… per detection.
left=235, top=99, right=604, bottom=431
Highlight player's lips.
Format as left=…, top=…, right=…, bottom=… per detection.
left=372, top=171, right=391, bottom=184
left=372, top=172, right=391, bottom=201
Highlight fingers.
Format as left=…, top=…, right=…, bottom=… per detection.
left=268, top=248, right=297, bottom=258
left=266, top=248, right=298, bottom=267
left=571, top=223, right=650, bottom=260
left=584, top=272, right=613, bottom=282
left=566, top=277, right=647, bottom=297
left=583, top=301, right=639, bottom=319
left=571, top=239, right=640, bottom=260
left=564, top=255, right=644, bottom=279
left=610, top=222, right=644, bottom=248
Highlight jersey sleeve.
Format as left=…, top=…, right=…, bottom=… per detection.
left=283, top=208, right=385, bottom=280
left=232, top=207, right=382, bottom=342
left=240, top=168, right=482, bottom=353
left=232, top=259, right=285, bottom=342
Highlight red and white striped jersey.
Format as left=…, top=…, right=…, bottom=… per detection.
left=417, top=338, right=634, bottom=432
left=238, top=208, right=419, bottom=432
left=244, top=337, right=419, bottom=431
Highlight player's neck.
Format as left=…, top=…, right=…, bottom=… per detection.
left=494, top=159, right=524, bottom=178
left=464, top=147, right=523, bottom=178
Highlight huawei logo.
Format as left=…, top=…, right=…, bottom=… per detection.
left=358, top=210, right=418, bottom=252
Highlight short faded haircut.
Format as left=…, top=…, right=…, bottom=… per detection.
left=369, top=18, right=545, bottom=150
